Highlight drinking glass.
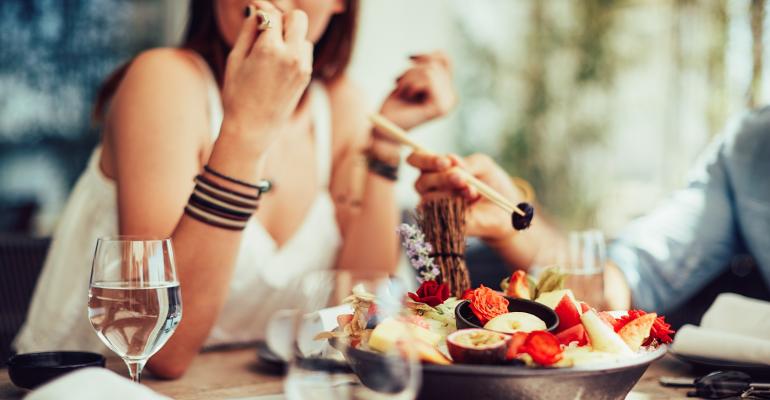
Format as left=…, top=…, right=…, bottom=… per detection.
left=284, top=270, right=421, bottom=400
left=88, top=237, right=182, bottom=382
left=562, top=230, right=606, bottom=308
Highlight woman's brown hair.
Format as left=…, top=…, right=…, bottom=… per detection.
left=94, top=0, right=358, bottom=120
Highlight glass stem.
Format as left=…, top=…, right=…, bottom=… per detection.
left=125, top=359, right=147, bottom=383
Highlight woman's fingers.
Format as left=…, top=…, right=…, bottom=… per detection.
left=251, top=1, right=284, bottom=47
left=230, top=5, right=262, bottom=61
left=414, top=168, right=469, bottom=194
left=283, top=9, right=309, bottom=45
left=406, top=151, right=452, bottom=172
left=410, top=51, right=452, bottom=71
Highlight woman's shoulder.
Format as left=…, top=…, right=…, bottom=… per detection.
left=112, top=48, right=210, bottom=109
left=128, top=48, right=205, bottom=79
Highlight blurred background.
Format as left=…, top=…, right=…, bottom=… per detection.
left=0, top=0, right=767, bottom=237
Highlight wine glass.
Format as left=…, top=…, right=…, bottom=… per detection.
left=87, top=237, right=182, bottom=382
left=563, top=230, right=606, bottom=308
left=284, top=270, right=421, bottom=400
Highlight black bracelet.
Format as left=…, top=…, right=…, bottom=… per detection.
left=189, top=193, right=253, bottom=221
left=367, top=157, right=399, bottom=181
left=204, top=165, right=272, bottom=194
left=184, top=206, right=246, bottom=231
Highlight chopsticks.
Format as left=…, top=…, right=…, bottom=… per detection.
left=369, top=113, right=526, bottom=217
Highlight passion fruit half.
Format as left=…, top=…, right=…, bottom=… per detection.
left=446, top=328, right=511, bottom=365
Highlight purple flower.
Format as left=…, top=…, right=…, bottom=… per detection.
left=397, top=224, right=439, bottom=283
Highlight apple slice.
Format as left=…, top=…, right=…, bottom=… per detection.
left=484, top=312, right=547, bottom=334
left=368, top=318, right=441, bottom=353
left=535, top=289, right=577, bottom=310
left=554, top=294, right=582, bottom=332
left=618, top=313, right=657, bottom=351
left=410, top=339, right=451, bottom=365
left=580, top=310, right=633, bottom=355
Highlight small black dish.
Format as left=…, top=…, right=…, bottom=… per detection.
left=455, top=297, right=559, bottom=332
left=672, top=352, right=770, bottom=380
left=7, top=351, right=106, bottom=390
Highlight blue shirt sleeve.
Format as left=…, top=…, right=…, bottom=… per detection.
left=608, top=120, right=742, bottom=313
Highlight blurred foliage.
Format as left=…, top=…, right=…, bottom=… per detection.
left=453, top=0, right=738, bottom=230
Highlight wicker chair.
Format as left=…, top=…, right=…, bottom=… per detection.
left=0, top=235, right=50, bottom=367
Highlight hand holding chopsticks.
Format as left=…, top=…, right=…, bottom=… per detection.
left=369, top=113, right=535, bottom=230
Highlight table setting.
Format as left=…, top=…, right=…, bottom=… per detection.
left=2, top=116, right=770, bottom=400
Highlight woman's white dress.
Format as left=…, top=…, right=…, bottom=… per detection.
left=14, top=57, right=342, bottom=353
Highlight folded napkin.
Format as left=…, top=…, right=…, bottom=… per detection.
left=26, top=368, right=171, bottom=400
left=672, top=293, right=770, bottom=365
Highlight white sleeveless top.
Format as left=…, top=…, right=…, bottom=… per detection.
left=14, top=58, right=342, bottom=353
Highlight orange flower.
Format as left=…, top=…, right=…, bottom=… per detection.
left=463, top=285, right=509, bottom=325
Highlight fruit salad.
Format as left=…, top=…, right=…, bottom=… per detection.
left=324, top=268, right=674, bottom=369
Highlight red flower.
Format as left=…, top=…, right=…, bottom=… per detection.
left=614, top=310, right=675, bottom=345
left=408, top=280, right=450, bottom=307
left=462, top=285, right=509, bottom=325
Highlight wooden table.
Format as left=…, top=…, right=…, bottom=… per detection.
left=0, top=347, right=696, bottom=399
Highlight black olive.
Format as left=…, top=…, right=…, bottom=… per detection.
left=511, top=202, right=534, bottom=230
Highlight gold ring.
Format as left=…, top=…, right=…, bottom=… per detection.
left=256, top=11, right=271, bottom=30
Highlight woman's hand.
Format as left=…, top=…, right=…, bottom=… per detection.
left=220, top=1, right=314, bottom=157
left=379, top=51, right=457, bottom=131
left=407, top=152, right=524, bottom=241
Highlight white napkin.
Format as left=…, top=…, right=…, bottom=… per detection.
left=700, top=293, right=770, bottom=339
left=672, top=293, right=770, bottom=365
left=25, top=367, right=171, bottom=400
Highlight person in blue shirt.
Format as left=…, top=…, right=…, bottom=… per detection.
left=405, top=109, right=770, bottom=313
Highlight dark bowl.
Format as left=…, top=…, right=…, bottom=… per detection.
left=455, top=297, right=559, bottom=332
left=344, top=342, right=666, bottom=400
left=7, top=351, right=106, bottom=390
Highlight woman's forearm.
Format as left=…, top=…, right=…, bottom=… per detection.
left=145, top=124, right=265, bottom=378
left=336, top=139, right=400, bottom=274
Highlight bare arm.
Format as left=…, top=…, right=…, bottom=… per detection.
left=330, top=79, right=400, bottom=273
left=332, top=53, right=458, bottom=274
left=106, top=3, right=313, bottom=378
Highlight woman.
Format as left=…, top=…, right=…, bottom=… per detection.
left=15, top=0, right=456, bottom=378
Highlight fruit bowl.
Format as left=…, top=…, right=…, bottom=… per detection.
left=343, top=339, right=666, bottom=400
left=416, top=345, right=666, bottom=400
left=455, top=297, right=559, bottom=332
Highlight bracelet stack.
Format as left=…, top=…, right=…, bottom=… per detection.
left=184, top=165, right=270, bottom=230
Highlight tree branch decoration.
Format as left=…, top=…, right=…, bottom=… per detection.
left=416, top=197, right=471, bottom=298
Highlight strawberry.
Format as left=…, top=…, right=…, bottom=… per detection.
left=521, top=331, right=564, bottom=366
left=506, top=331, right=530, bottom=360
